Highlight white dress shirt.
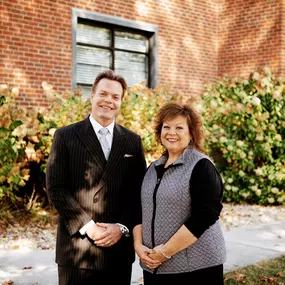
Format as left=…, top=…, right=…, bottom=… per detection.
left=89, top=115, right=115, bottom=149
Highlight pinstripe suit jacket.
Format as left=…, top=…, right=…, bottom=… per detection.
left=46, top=117, right=146, bottom=270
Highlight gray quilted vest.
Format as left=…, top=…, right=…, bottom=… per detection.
left=141, top=147, right=226, bottom=274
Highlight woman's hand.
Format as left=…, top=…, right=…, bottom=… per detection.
left=135, top=243, right=161, bottom=269
left=149, top=245, right=169, bottom=263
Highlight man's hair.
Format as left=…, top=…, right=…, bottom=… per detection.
left=91, top=70, right=128, bottom=98
left=154, top=102, right=206, bottom=154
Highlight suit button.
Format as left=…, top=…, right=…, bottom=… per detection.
left=93, top=196, right=98, bottom=203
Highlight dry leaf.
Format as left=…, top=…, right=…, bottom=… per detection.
left=276, top=272, right=284, bottom=277
left=260, top=275, right=276, bottom=283
left=268, top=277, right=276, bottom=283
left=235, top=273, right=245, bottom=281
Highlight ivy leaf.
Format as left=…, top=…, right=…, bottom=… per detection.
left=0, top=95, right=6, bottom=106
left=9, top=120, right=22, bottom=131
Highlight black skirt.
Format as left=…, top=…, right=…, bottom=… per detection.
left=143, top=264, right=224, bottom=285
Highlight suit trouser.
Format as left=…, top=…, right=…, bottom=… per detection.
left=58, top=264, right=132, bottom=285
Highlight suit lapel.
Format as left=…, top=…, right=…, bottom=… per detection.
left=75, top=117, right=106, bottom=171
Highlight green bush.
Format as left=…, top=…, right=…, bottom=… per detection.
left=203, top=67, right=285, bottom=205
left=0, top=83, right=90, bottom=206
left=0, top=68, right=284, bottom=207
left=0, top=86, right=30, bottom=201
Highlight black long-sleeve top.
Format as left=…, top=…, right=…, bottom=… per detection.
left=155, top=158, right=223, bottom=239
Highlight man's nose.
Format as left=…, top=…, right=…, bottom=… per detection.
left=104, top=95, right=112, bottom=103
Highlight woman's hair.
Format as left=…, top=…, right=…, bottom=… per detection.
left=154, top=102, right=206, bottom=153
left=91, top=69, right=128, bottom=98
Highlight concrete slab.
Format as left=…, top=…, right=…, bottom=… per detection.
left=0, top=251, right=143, bottom=285
left=0, top=221, right=284, bottom=284
left=223, top=220, right=285, bottom=272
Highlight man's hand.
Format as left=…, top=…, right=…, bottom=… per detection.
left=86, top=223, right=107, bottom=241
left=93, top=223, right=122, bottom=247
left=134, top=243, right=161, bottom=269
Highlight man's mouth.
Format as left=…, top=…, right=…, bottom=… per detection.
left=100, top=105, right=112, bottom=110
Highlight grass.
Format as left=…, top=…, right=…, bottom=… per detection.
left=224, top=255, right=285, bottom=284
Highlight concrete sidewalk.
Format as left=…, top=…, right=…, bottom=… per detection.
left=1, top=220, right=285, bottom=285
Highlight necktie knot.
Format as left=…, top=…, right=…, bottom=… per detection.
left=99, top=127, right=109, bottom=136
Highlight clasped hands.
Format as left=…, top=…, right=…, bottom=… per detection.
left=135, top=244, right=169, bottom=269
left=86, top=222, right=122, bottom=247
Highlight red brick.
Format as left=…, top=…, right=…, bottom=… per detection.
left=1, top=0, right=284, bottom=107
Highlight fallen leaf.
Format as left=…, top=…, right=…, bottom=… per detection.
left=276, top=272, right=284, bottom=277
left=235, top=273, right=245, bottom=281
left=260, top=275, right=276, bottom=283
left=268, top=277, right=276, bottom=283
left=23, top=266, right=32, bottom=270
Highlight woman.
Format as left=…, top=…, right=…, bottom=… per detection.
left=133, top=102, right=226, bottom=285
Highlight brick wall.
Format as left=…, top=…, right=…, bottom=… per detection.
left=1, top=0, right=284, bottom=107
left=218, top=0, right=283, bottom=78
left=0, top=0, right=218, bottom=106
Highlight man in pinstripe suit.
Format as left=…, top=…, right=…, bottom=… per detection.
left=46, top=70, right=146, bottom=285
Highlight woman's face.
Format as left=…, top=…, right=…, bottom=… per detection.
left=160, top=115, right=192, bottom=155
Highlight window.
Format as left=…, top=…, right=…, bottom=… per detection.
left=72, top=9, right=158, bottom=98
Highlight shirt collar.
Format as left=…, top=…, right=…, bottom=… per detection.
left=89, top=115, right=115, bottom=136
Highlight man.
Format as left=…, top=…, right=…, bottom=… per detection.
left=46, top=70, right=146, bottom=285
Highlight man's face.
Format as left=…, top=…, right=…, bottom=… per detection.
left=91, top=78, right=123, bottom=126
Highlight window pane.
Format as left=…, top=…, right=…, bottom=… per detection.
left=115, top=31, right=148, bottom=53
left=78, top=85, right=92, bottom=99
left=77, top=46, right=111, bottom=66
left=77, top=23, right=111, bottom=46
left=76, top=46, right=111, bottom=86
left=115, top=51, right=148, bottom=86
left=77, top=64, right=109, bottom=85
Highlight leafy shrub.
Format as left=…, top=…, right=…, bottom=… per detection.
left=0, top=86, right=30, bottom=201
left=203, top=67, right=285, bottom=205
left=0, top=83, right=90, bottom=206
left=0, top=68, right=284, bottom=207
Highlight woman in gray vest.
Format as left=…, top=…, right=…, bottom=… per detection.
left=133, top=102, right=226, bottom=284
